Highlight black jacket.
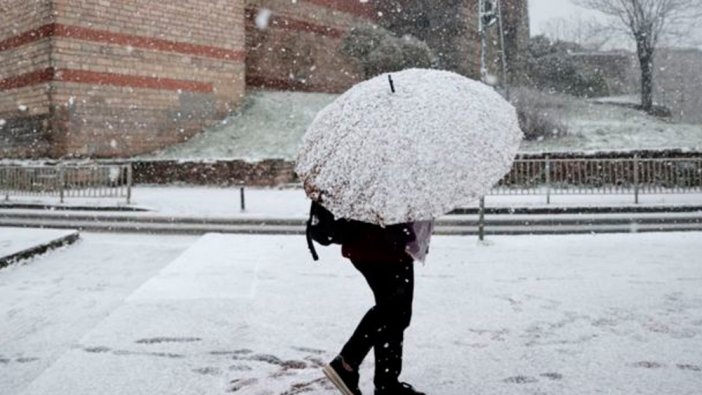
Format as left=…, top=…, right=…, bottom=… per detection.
left=341, top=221, right=416, bottom=263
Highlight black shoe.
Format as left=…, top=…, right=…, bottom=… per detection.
left=323, top=356, right=362, bottom=395
left=375, top=382, right=425, bottom=395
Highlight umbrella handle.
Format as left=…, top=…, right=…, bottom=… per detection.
left=306, top=203, right=320, bottom=261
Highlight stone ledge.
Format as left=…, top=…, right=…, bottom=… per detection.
left=0, top=228, right=80, bottom=269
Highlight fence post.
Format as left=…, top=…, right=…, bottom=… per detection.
left=633, top=154, right=640, bottom=204
left=240, top=186, right=246, bottom=212
left=126, top=164, right=133, bottom=205
left=478, top=196, right=485, bottom=241
left=2, top=168, right=8, bottom=201
left=545, top=155, right=551, bottom=205
left=59, top=166, right=65, bottom=204
left=3, top=168, right=8, bottom=201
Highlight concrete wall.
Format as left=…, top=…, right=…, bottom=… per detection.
left=501, top=0, right=530, bottom=84
left=655, top=48, right=702, bottom=123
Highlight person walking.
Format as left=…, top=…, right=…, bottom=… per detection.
left=298, top=69, right=522, bottom=395
left=323, top=220, right=433, bottom=395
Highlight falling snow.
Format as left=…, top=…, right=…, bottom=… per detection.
left=255, top=8, right=272, bottom=30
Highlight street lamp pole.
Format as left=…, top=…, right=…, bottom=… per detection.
left=478, top=0, right=510, bottom=99
left=479, top=0, right=487, bottom=83
left=495, top=0, right=510, bottom=100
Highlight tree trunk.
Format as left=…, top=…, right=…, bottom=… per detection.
left=636, top=35, right=655, bottom=113
left=639, top=54, right=654, bottom=113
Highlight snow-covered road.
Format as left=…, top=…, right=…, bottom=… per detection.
left=0, top=234, right=196, bottom=395
left=1, top=232, right=701, bottom=394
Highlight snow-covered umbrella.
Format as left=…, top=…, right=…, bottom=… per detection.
left=295, top=68, right=523, bottom=226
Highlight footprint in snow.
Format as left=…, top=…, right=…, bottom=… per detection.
left=503, top=375, right=538, bottom=384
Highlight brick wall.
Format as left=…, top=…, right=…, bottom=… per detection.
left=1, top=0, right=246, bottom=159
left=2, top=0, right=531, bottom=159
left=0, top=1, right=53, bottom=157
left=132, top=159, right=297, bottom=186
left=50, top=0, right=246, bottom=158
left=130, top=149, right=702, bottom=186
left=245, top=0, right=374, bottom=93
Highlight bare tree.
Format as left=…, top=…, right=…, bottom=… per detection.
left=574, top=0, right=702, bottom=113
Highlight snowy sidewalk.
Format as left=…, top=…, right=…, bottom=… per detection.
left=3, top=232, right=702, bottom=394
left=0, top=227, right=79, bottom=268
left=1, top=186, right=701, bottom=235
left=2, top=185, right=702, bottom=219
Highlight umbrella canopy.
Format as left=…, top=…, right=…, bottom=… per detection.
left=296, top=68, right=523, bottom=225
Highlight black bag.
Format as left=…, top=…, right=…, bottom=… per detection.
left=305, top=201, right=350, bottom=261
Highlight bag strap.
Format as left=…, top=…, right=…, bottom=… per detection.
left=306, top=202, right=319, bottom=261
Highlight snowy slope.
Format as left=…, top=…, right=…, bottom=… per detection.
left=146, top=90, right=701, bottom=161
left=519, top=92, right=702, bottom=153
left=149, top=90, right=337, bottom=161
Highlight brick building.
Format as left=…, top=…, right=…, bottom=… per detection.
left=1, top=0, right=528, bottom=159
left=1, top=0, right=246, bottom=158
left=245, top=0, right=374, bottom=93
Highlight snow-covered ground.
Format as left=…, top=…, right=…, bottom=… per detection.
left=148, top=90, right=336, bottom=161
left=520, top=92, right=702, bottom=153
left=2, top=232, right=701, bottom=394
left=2, top=186, right=702, bottom=219
left=591, top=95, right=639, bottom=106
left=143, top=90, right=702, bottom=161
left=0, top=233, right=196, bottom=395
left=0, top=228, right=78, bottom=261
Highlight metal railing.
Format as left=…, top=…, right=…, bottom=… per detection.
left=492, top=156, right=702, bottom=204
left=1, top=164, right=132, bottom=204
left=1, top=157, right=700, bottom=207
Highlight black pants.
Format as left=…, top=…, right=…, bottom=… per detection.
left=340, top=257, right=414, bottom=390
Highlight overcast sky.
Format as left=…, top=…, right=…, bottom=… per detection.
left=529, top=0, right=604, bottom=36
left=528, top=0, right=702, bottom=49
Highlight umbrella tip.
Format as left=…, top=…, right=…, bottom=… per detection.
left=388, top=74, right=395, bottom=93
